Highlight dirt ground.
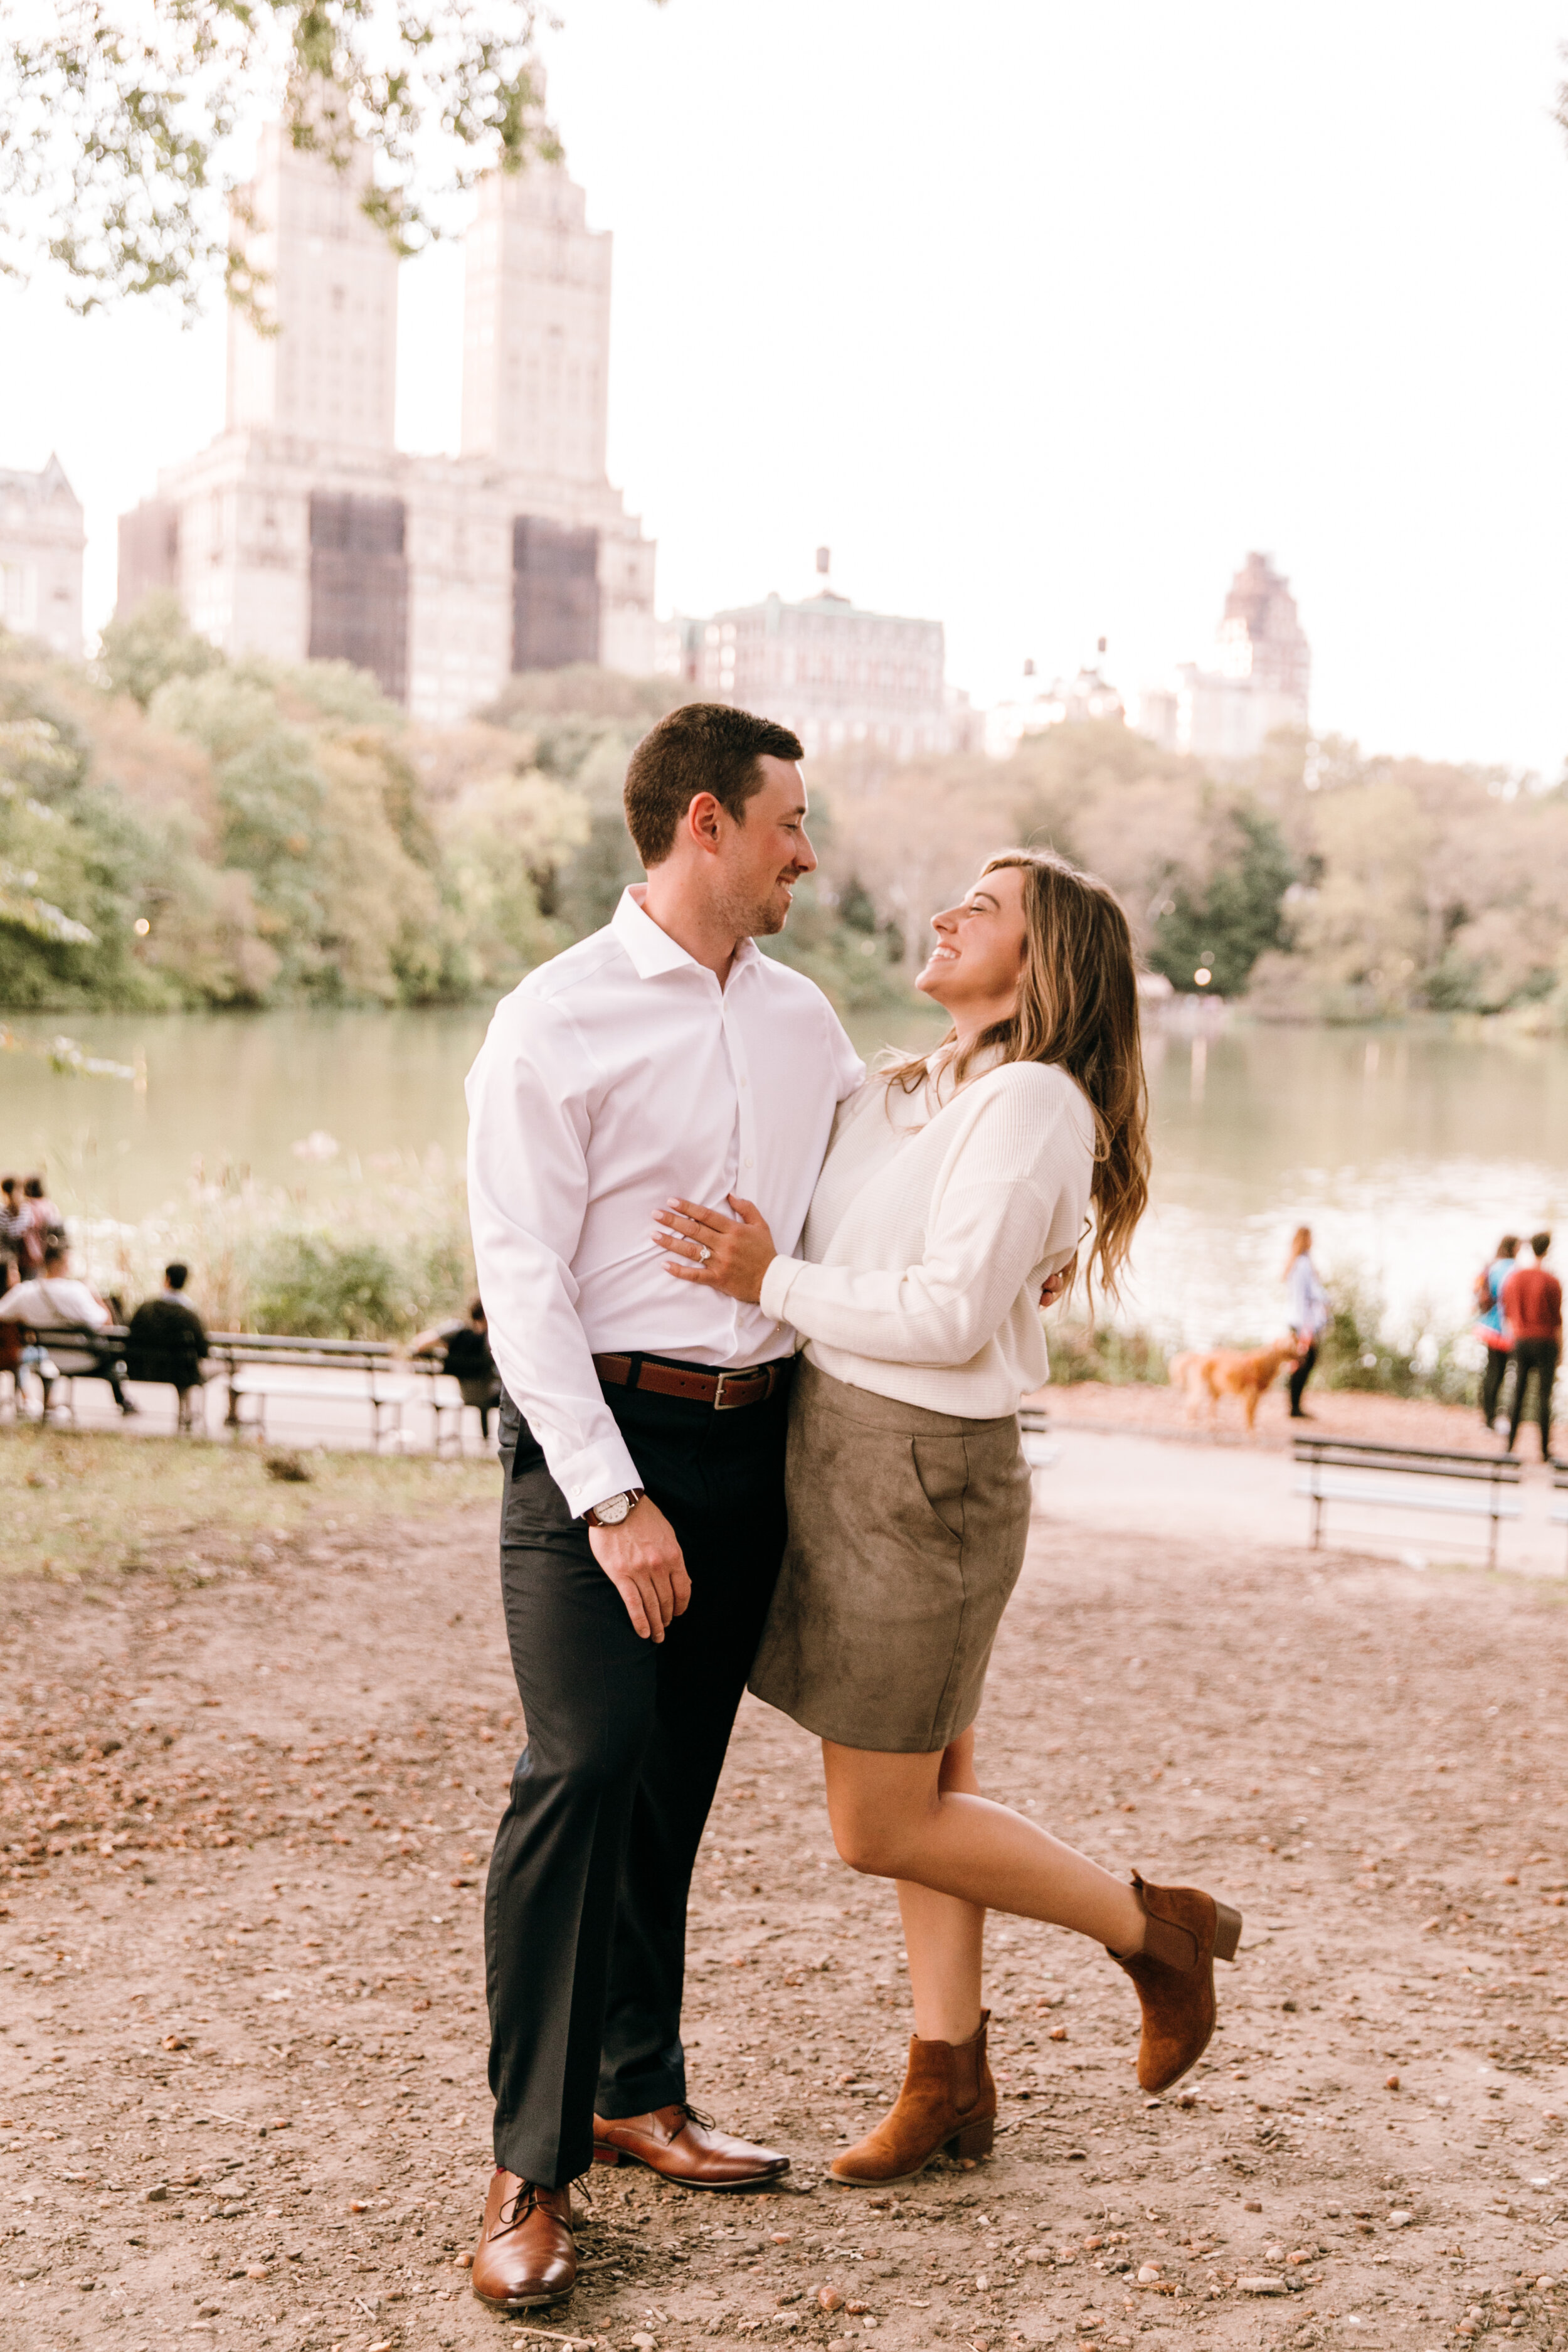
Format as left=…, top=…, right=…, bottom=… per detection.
left=4, top=1423, right=1568, bottom=2352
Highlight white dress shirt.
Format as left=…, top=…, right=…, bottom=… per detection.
left=466, top=886, right=864, bottom=1516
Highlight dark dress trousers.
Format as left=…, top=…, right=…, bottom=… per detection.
left=485, top=1363, right=790, bottom=2188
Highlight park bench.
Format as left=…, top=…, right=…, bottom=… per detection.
left=205, top=1333, right=415, bottom=1450
left=1019, top=1402, right=1056, bottom=1471
left=1549, top=1460, right=1568, bottom=1572
left=1293, top=1434, right=1522, bottom=1568
left=410, top=1360, right=473, bottom=1455
left=5, top=1320, right=129, bottom=1423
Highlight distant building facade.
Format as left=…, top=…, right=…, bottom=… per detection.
left=984, top=642, right=1123, bottom=758
left=665, top=553, right=969, bottom=759
left=117, top=115, right=654, bottom=721
left=1135, top=552, right=1310, bottom=760
left=0, top=455, right=85, bottom=660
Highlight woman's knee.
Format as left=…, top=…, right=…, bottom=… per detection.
left=831, top=1811, right=904, bottom=1876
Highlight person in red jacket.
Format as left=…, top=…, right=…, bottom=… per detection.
left=1502, top=1231, right=1562, bottom=1460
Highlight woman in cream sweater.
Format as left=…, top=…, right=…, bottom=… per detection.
left=654, top=849, right=1240, bottom=2184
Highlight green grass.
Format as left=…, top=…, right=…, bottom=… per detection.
left=0, top=1429, right=499, bottom=1585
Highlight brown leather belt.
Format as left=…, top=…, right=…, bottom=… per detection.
left=593, top=1353, right=793, bottom=1412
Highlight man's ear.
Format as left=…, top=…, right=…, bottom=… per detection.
left=684, top=790, right=726, bottom=856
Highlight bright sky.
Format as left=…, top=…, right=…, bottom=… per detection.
left=3, top=1, right=1565, bottom=772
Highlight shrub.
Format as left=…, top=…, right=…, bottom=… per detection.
left=1047, top=1317, right=1170, bottom=1385
left=1315, top=1274, right=1473, bottom=1405
left=250, top=1233, right=409, bottom=1338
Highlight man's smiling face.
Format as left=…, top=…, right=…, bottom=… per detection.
left=713, top=755, right=818, bottom=937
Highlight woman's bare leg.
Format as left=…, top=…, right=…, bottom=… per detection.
left=896, top=1730, right=988, bottom=2043
left=824, top=1736, right=1147, bottom=1954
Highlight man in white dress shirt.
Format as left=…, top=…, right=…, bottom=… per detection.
left=464, top=704, right=863, bottom=2310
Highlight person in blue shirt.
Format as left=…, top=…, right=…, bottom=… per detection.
left=1475, top=1234, right=1520, bottom=1430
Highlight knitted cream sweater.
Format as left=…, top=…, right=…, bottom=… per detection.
left=757, top=1055, right=1095, bottom=1417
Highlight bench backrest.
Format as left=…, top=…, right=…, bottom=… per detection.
left=206, top=1332, right=396, bottom=1373
left=1294, top=1435, right=1522, bottom=1487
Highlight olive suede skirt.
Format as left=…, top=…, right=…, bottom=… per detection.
left=748, top=1358, right=1032, bottom=1755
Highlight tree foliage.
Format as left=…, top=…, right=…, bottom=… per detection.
left=0, top=0, right=564, bottom=318
left=808, top=719, right=1568, bottom=1024
left=1147, top=806, right=1295, bottom=998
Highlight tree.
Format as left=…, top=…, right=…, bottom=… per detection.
left=0, top=0, right=571, bottom=319
left=1148, top=805, right=1295, bottom=998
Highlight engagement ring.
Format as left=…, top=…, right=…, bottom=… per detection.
left=699, top=1244, right=712, bottom=1264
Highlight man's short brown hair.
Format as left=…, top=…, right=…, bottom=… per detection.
left=623, top=703, right=804, bottom=868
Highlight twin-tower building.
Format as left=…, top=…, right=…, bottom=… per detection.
left=117, top=122, right=655, bottom=723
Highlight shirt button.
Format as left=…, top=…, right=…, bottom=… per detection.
left=743, top=1156, right=754, bottom=1168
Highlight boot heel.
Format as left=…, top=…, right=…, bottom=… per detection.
left=590, top=2143, right=622, bottom=2166
left=945, top=2118, right=994, bottom=2161
left=1213, top=1902, right=1242, bottom=1963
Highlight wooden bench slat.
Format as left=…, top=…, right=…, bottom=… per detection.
left=1293, top=1481, right=1522, bottom=1521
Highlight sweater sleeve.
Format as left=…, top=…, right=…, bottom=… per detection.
left=760, top=1174, right=1058, bottom=1368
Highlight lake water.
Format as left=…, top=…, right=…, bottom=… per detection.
left=3, top=1004, right=1564, bottom=1350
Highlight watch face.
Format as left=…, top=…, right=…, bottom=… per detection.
left=598, top=1493, right=632, bottom=1525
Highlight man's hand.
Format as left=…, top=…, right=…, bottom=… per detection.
left=588, top=1495, right=691, bottom=1642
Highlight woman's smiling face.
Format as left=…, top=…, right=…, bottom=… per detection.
left=916, top=865, right=1029, bottom=1023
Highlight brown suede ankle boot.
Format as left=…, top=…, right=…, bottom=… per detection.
left=1109, top=1870, right=1242, bottom=2094
left=829, top=2011, right=996, bottom=2186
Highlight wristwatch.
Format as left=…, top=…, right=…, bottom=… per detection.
left=586, top=1488, right=642, bottom=1528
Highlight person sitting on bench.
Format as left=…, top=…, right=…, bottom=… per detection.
left=125, top=1262, right=211, bottom=1432
left=0, top=1240, right=136, bottom=1416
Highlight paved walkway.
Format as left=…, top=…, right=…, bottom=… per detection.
left=1035, top=1420, right=1567, bottom=1578
left=9, top=1363, right=1564, bottom=1577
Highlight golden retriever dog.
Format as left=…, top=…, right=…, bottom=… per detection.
left=1168, top=1339, right=1301, bottom=1432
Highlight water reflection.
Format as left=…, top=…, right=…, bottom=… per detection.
left=1, top=1007, right=1564, bottom=1348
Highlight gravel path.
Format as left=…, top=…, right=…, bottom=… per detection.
left=3, top=1464, right=1568, bottom=2352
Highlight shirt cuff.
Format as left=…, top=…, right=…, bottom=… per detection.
left=758, top=1255, right=804, bottom=1325
left=549, top=1432, right=644, bottom=1522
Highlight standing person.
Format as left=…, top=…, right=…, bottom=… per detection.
left=18, top=1174, right=61, bottom=1274
left=654, top=851, right=1241, bottom=2187
left=1475, top=1235, right=1520, bottom=1431
left=463, top=705, right=863, bottom=2311
left=1502, top=1232, right=1562, bottom=1461
left=0, top=1176, right=27, bottom=1292
left=1283, top=1226, right=1330, bottom=1419
left=0, top=1240, right=136, bottom=1416
left=124, top=1263, right=211, bottom=1431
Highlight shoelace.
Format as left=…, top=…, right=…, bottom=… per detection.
left=494, top=2173, right=591, bottom=2237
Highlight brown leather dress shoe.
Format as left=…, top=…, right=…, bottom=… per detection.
left=1110, top=1870, right=1243, bottom=2094
left=470, top=2168, right=576, bottom=2309
left=592, top=2102, right=790, bottom=2190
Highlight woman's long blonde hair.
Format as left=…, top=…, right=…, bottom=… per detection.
left=1283, top=1225, right=1313, bottom=1274
left=891, top=848, right=1151, bottom=1304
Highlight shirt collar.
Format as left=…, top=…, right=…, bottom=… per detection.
left=612, top=886, right=761, bottom=982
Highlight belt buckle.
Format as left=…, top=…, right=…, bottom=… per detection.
left=712, top=1370, right=748, bottom=1412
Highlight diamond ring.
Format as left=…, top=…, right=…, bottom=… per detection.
left=698, top=1243, right=712, bottom=1264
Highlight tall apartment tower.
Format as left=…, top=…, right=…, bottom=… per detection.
left=0, top=455, right=86, bottom=660
left=226, top=120, right=398, bottom=450
left=462, top=164, right=611, bottom=483
left=117, top=111, right=655, bottom=716
left=460, top=160, right=653, bottom=676
left=1133, top=551, right=1310, bottom=761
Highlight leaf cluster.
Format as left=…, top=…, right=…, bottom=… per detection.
left=0, top=0, right=560, bottom=319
